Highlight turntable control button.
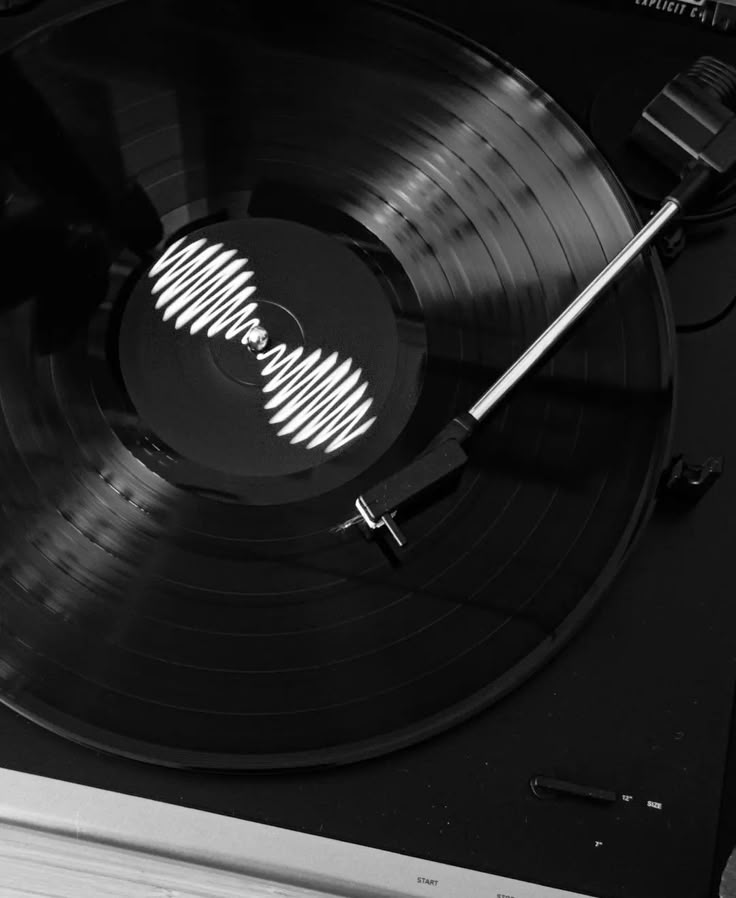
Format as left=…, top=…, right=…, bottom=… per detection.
left=530, top=775, right=617, bottom=803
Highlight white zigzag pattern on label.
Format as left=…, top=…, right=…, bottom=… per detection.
left=148, top=236, right=377, bottom=454
left=149, top=237, right=262, bottom=340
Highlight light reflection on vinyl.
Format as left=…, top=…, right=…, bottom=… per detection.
left=0, top=0, right=674, bottom=770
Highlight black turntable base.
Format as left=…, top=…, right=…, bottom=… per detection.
left=1, top=2, right=736, bottom=898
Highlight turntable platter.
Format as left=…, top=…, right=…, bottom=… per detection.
left=0, top=0, right=674, bottom=769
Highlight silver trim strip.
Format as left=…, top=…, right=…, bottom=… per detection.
left=0, top=768, right=595, bottom=898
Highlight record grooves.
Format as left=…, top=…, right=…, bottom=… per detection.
left=0, top=0, right=674, bottom=769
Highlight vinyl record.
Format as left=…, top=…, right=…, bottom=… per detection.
left=0, top=0, right=674, bottom=769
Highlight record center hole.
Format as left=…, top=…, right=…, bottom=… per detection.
left=208, top=302, right=304, bottom=387
left=246, top=325, right=270, bottom=354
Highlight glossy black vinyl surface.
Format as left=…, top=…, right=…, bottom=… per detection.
left=0, top=0, right=674, bottom=769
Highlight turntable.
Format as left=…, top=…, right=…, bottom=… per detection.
left=1, top=2, right=736, bottom=897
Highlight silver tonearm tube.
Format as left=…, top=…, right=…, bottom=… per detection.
left=340, top=198, right=682, bottom=547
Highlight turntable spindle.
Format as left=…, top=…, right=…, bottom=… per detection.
left=246, top=325, right=270, bottom=354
